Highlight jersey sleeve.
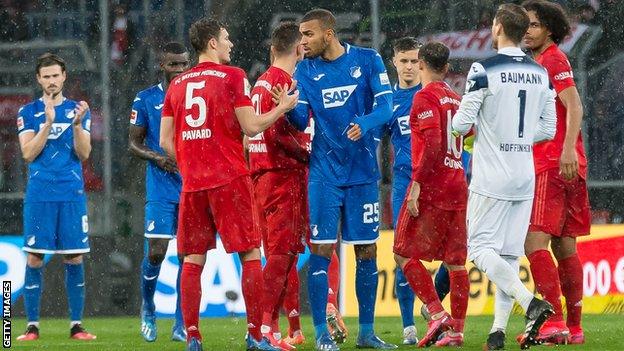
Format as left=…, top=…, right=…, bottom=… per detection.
left=287, top=67, right=311, bottom=131
left=542, top=54, right=575, bottom=94
left=410, top=93, right=441, bottom=132
left=16, top=105, right=35, bottom=135
left=230, top=69, right=253, bottom=109
left=81, top=108, right=92, bottom=133
left=162, top=87, right=174, bottom=118
left=369, top=51, right=393, bottom=98
left=130, top=94, right=148, bottom=127
left=453, top=62, right=487, bottom=135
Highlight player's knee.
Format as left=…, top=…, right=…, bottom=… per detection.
left=524, top=232, right=550, bottom=254
left=27, top=253, right=45, bottom=268
left=310, top=243, right=333, bottom=258
left=552, top=237, right=577, bottom=260
left=239, top=247, right=261, bottom=262
left=148, top=252, right=166, bottom=264
left=394, top=254, right=407, bottom=269
left=354, top=243, right=376, bottom=260
left=63, top=254, right=83, bottom=264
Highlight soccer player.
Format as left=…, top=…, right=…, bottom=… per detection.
left=287, top=8, right=397, bottom=351
left=128, top=42, right=189, bottom=342
left=452, top=4, right=557, bottom=349
left=522, top=0, right=590, bottom=344
left=393, top=41, right=469, bottom=348
left=246, top=22, right=310, bottom=350
left=159, top=18, right=298, bottom=351
left=16, top=53, right=96, bottom=341
left=384, top=36, right=423, bottom=345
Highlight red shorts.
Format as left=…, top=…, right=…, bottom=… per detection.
left=177, top=176, right=262, bottom=255
left=529, top=168, right=591, bottom=237
left=253, top=169, right=308, bottom=255
left=394, top=200, right=467, bottom=266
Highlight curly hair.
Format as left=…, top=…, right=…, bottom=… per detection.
left=522, top=0, right=571, bottom=44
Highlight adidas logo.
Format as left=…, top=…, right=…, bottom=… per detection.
left=288, top=309, right=299, bottom=317
left=247, top=323, right=256, bottom=328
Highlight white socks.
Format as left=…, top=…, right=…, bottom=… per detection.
left=473, top=249, right=534, bottom=312
left=490, top=255, right=519, bottom=333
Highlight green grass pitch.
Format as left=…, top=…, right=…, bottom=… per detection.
left=9, top=315, right=624, bottom=350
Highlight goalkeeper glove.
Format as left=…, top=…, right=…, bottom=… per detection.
left=463, top=135, right=475, bottom=154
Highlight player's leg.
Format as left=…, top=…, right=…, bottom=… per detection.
left=58, top=200, right=95, bottom=340
left=176, top=190, right=213, bottom=350
left=326, top=246, right=349, bottom=343
left=469, top=194, right=553, bottom=348
left=327, top=248, right=340, bottom=307
left=307, top=180, right=341, bottom=350
left=344, top=182, right=396, bottom=349
left=283, top=260, right=305, bottom=345
left=172, top=253, right=186, bottom=342
left=139, top=237, right=167, bottom=342
left=19, top=201, right=55, bottom=341
left=526, top=170, right=568, bottom=340
left=434, top=263, right=450, bottom=301
left=484, top=254, right=517, bottom=350
left=550, top=178, right=590, bottom=345
left=390, top=176, right=416, bottom=341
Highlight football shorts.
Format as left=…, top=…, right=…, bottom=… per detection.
left=144, top=201, right=178, bottom=239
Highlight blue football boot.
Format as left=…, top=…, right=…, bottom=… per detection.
left=356, top=332, right=398, bottom=349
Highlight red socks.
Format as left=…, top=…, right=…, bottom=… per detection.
left=284, top=261, right=301, bottom=332
left=558, top=254, right=583, bottom=328
left=181, top=262, right=203, bottom=341
left=403, top=258, right=443, bottom=315
left=528, top=250, right=564, bottom=322
left=261, top=254, right=294, bottom=328
left=449, top=269, right=469, bottom=332
left=328, top=250, right=340, bottom=307
left=242, top=259, right=264, bottom=341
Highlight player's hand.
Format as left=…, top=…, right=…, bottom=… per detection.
left=406, top=182, right=421, bottom=217
left=73, top=101, right=89, bottom=126
left=275, top=83, right=299, bottom=113
left=271, top=80, right=298, bottom=106
left=347, top=123, right=362, bottom=141
left=559, top=148, right=578, bottom=181
left=43, top=95, right=56, bottom=125
left=155, top=154, right=178, bottom=173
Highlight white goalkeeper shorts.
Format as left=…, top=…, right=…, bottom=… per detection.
left=466, top=191, right=532, bottom=260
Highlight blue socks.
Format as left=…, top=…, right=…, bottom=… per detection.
left=308, top=254, right=330, bottom=338
left=356, top=258, right=378, bottom=335
left=64, top=263, right=85, bottom=322
left=395, top=267, right=415, bottom=328
left=24, top=265, right=43, bottom=323
left=434, top=264, right=450, bottom=301
left=141, top=257, right=161, bottom=314
left=174, top=257, right=184, bottom=326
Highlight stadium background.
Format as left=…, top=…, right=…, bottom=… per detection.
left=0, top=0, right=623, bottom=322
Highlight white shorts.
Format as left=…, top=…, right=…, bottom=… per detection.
left=467, top=192, right=532, bottom=260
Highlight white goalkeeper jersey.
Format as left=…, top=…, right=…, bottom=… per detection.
left=453, top=46, right=556, bottom=201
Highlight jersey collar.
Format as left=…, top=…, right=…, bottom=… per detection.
left=497, top=46, right=525, bottom=56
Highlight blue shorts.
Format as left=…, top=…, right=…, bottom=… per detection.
left=144, top=201, right=178, bottom=239
left=308, top=181, right=380, bottom=245
left=23, top=201, right=89, bottom=254
left=392, top=174, right=411, bottom=227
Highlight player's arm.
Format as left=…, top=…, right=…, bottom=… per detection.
left=347, top=52, right=393, bottom=141
left=159, top=90, right=176, bottom=160
left=407, top=96, right=442, bottom=217
left=128, top=99, right=177, bottom=173
left=452, top=62, right=487, bottom=136
left=235, top=84, right=299, bottom=137
left=558, top=86, right=583, bottom=180
left=533, top=87, right=557, bottom=143
left=274, top=73, right=309, bottom=131
left=72, top=101, right=92, bottom=161
left=18, top=102, right=53, bottom=163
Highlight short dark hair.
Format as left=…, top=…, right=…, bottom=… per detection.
left=189, top=18, right=226, bottom=54
left=495, top=3, right=531, bottom=44
left=393, top=37, right=422, bottom=54
left=271, top=22, right=302, bottom=55
left=418, top=42, right=449, bottom=73
left=36, top=53, right=66, bottom=74
left=523, top=0, right=571, bottom=44
left=301, top=8, right=336, bottom=30
left=162, top=41, right=188, bottom=55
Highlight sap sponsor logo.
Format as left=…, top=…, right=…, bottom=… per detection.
left=182, top=128, right=212, bottom=141
left=417, top=110, right=434, bottom=120
left=42, top=123, right=71, bottom=140
left=379, top=72, right=390, bottom=86
left=154, top=239, right=246, bottom=317
left=350, top=66, right=362, bottom=79
left=322, top=85, right=357, bottom=108
left=554, top=71, right=573, bottom=81
left=398, top=115, right=410, bottom=135
left=130, top=110, right=138, bottom=124
left=16, top=117, right=24, bottom=131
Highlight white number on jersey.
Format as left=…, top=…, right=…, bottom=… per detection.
left=185, top=82, right=207, bottom=127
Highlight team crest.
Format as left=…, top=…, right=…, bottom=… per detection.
left=66, top=109, right=76, bottom=119
left=350, top=66, right=362, bottom=79
left=130, top=110, right=138, bottom=124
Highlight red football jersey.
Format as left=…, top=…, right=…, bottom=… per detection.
left=162, top=61, right=253, bottom=192
left=534, top=44, right=587, bottom=177
left=410, top=81, right=467, bottom=210
left=247, top=66, right=311, bottom=173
